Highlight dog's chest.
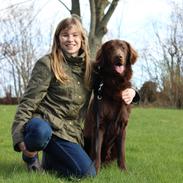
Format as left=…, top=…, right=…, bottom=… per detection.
left=99, top=98, right=130, bottom=132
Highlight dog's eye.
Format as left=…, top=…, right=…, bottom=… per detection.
left=119, top=43, right=126, bottom=50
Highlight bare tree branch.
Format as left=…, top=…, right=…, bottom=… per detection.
left=97, top=0, right=120, bottom=36
left=0, top=0, right=32, bottom=11
left=89, top=0, right=96, bottom=37
left=57, top=0, right=71, bottom=13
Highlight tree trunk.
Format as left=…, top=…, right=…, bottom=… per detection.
left=89, top=35, right=102, bottom=59
left=68, top=0, right=120, bottom=59
left=88, top=0, right=120, bottom=59
left=71, top=0, right=80, bottom=16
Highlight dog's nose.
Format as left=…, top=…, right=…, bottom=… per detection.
left=118, top=55, right=123, bottom=59
left=116, top=55, right=123, bottom=60
left=114, top=55, right=124, bottom=66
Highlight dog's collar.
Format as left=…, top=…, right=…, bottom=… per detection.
left=97, top=82, right=103, bottom=100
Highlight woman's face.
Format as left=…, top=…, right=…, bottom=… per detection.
left=59, top=25, right=82, bottom=57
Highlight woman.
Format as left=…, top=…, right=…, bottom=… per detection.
left=11, top=15, right=139, bottom=178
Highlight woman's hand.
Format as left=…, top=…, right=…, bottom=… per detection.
left=122, top=88, right=136, bottom=104
left=19, top=142, right=37, bottom=157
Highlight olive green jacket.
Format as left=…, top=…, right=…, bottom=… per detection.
left=12, top=54, right=91, bottom=151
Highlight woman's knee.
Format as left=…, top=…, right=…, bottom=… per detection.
left=79, top=163, right=96, bottom=178
left=24, top=118, right=52, bottom=151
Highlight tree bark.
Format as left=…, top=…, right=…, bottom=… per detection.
left=71, top=0, right=80, bottom=16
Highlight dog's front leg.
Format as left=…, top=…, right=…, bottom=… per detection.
left=117, top=127, right=127, bottom=170
left=95, top=129, right=104, bottom=174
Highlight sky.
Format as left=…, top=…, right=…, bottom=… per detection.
left=1, top=0, right=179, bottom=41
left=0, top=0, right=182, bottom=94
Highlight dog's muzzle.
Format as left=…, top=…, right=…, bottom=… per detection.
left=114, top=57, right=125, bottom=74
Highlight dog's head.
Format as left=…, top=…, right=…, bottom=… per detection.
left=95, top=40, right=138, bottom=77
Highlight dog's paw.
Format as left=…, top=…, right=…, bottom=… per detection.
left=119, top=164, right=127, bottom=171
left=95, top=162, right=101, bottom=174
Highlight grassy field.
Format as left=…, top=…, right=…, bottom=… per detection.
left=0, top=105, right=183, bottom=183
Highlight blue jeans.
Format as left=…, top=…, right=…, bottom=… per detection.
left=23, top=117, right=96, bottom=177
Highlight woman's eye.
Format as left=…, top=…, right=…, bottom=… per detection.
left=62, top=34, right=68, bottom=37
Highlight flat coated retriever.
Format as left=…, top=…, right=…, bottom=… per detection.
left=84, top=39, right=138, bottom=173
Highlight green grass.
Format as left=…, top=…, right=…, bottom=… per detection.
left=0, top=105, right=183, bottom=183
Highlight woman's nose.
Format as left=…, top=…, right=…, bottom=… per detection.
left=67, top=35, right=74, bottom=41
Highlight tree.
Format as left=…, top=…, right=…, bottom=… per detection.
left=141, top=2, right=183, bottom=108
left=0, top=3, right=47, bottom=99
left=58, top=0, right=121, bottom=58
left=139, top=81, right=157, bottom=104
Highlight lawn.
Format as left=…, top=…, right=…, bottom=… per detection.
left=0, top=105, right=183, bottom=183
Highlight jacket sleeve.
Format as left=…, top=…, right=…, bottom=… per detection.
left=132, top=88, right=140, bottom=103
left=11, top=56, right=53, bottom=151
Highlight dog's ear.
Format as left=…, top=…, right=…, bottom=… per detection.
left=95, top=46, right=105, bottom=69
left=125, top=41, right=138, bottom=65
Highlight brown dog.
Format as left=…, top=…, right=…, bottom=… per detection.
left=84, top=39, right=138, bottom=173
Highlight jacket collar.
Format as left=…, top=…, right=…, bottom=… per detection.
left=63, top=51, right=85, bottom=67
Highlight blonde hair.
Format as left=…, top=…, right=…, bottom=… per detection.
left=50, top=15, right=91, bottom=89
